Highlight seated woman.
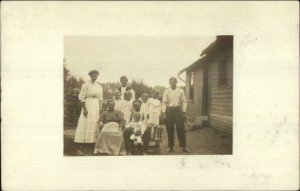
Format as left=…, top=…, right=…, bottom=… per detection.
left=94, top=100, right=126, bottom=156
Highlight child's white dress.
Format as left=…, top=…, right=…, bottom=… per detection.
left=114, top=99, right=122, bottom=112
left=126, top=121, right=146, bottom=144
left=147, top=98, right=161, bottom=127
left=119, top=100, right=133, bottom=125
left=140, top=101, right=149, bottom=127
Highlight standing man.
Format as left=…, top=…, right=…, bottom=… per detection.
left=162, top=77, right=190, bottom=153
left=118, top=76, right=135, bottom=101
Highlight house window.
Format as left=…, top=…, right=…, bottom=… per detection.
left=189, top=72, right=194, bottom=101
left=218, top=59, right=228, bottom=86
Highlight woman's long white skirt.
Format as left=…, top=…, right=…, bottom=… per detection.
left=94, top=122, right=126, bottom=155
left=74, top=98, right=100, bottom=143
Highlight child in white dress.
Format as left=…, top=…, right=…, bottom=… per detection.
left=119, top=91, right=133, bottom=125
left=147, top=90, right=162, bottom=140
left=140, top=93, right=149, bottom=125
left=113, top=91, right=122, bottom=112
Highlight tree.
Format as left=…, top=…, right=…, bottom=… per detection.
left=130, top=79, right=153, bottom=99
left=101, top=82, right=120, bottom=100
left=64, top=65, right=83, bottom=128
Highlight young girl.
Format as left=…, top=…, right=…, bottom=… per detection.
left=140, top=93, right=149, bottom=125
left=119, top=91, right=133, bottom=125
left=147, top=89, right=162, bottom=140
left=113, top=91, right=122, bottom=111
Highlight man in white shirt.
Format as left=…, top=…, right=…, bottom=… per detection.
left=162, top=77, right=190, bottom=153
left=117, top=76, right=136, bottom=101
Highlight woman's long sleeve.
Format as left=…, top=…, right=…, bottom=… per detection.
left=78, top=83, right=88, bottom=102
left=117, top=111, right=125, bottom=128
left=99, top=112, right=106, bottom=123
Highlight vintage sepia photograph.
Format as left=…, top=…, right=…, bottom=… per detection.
left=63, top=36, right=233, bottom=156
left=2, top=1, right=299, bottom=190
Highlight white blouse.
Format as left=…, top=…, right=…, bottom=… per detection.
left=162, top=87, right=187, bottom=112
left=78, top=81, right=103, bottom=102
left=114, top=99, right=122, bottom=111
left=119, top=100, right=133, bottom=124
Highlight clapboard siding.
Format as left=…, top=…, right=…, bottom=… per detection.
left=211, top=114, right=232, bottom=127
left=210, top=122, right=232, bottom=133
left=211, top=101, right=232, bottom=107
left=210, top=97, right=233, bottom=102
left=211, top=105, right=232, bottom=111
left=210, top=113, right=232, bottom=132
left=211, top=87, right=233, bottom=93
left=209, top=48, right=233, bottom=133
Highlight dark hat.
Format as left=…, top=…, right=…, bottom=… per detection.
left=169, top=77, right=177, bottom=82
left=120, top=76, right=128, bottom=81
left=133, top=100, right=141, bottom=105
left=88, top=70, right=99, bottom=76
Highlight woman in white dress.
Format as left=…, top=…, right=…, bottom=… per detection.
left=74, top=70, right=103, bottom=155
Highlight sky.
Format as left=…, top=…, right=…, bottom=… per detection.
left=64, top=36, right=216, bottom=87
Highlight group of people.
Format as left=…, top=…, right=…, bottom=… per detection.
left=73, top=70, right=190, bottom=155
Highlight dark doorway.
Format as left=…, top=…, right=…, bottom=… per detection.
left=202, top=63, right=210, bottom=127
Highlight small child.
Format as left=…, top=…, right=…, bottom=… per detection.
left=126, top=113, right=146, bottom=145
left=147, top=89, right=162, bottom=140
left=113, top=91, right=122, bottom=111
left=140, top=93, right=149, bottom=124
left=119, top=91, right=133, bottom=125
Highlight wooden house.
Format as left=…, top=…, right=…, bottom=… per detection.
left=178, top=36, right=233, bottom=133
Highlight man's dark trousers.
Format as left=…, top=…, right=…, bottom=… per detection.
left=165, top=107, right=186, bottom=148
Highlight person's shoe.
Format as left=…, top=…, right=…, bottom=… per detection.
left=168, top=147, right=174, bottom=153
left=182, top=147, right=191, bottom=153
left=75, top=150, right=85, bottom=156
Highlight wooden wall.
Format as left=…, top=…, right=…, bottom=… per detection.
left=208, top=48, right=233, bottom=133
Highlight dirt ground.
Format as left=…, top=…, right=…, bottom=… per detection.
left=64, top=125, right=232, bottom=156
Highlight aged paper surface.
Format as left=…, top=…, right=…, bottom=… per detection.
left=1, top=1, right=299, bottom=190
